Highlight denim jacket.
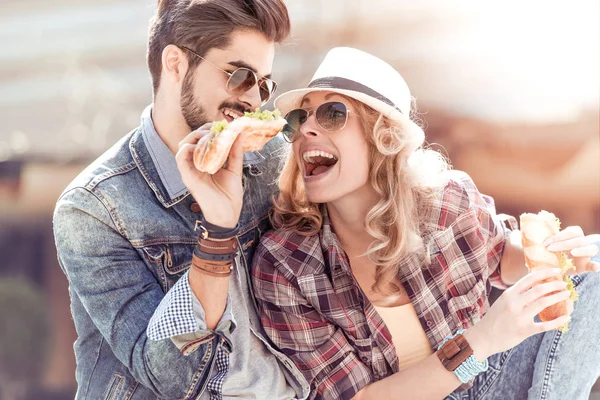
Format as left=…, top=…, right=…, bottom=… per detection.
left=53, top=107, right=309, bottom=399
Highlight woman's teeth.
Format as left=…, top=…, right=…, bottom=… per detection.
left=302, top=150, right=337, bottom=164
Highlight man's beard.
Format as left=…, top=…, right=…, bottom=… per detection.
left=180, top=70, right=208, bottom=131
left=180, top=70, right=252, bottom=131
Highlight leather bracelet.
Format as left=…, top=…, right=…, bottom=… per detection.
left=194, top=266, right=232, bottom=278
left=192, top=253, right=232, bottom=267
left=194, top=219, right=240, bottom=240
left=436, top=330, right=488, bottom=383
left=436, top=333, right=473, bottom=371
left=193, top=247, right=235, bottom=262
left=192, top=254, right=233, bottom=277
left=198, top=237, right=239, bottom=255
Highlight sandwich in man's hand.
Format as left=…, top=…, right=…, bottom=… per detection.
left=193, top=109, right=287, bottom=174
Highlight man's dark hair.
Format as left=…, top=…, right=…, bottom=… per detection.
left=147, top=0, right=291, bottom=94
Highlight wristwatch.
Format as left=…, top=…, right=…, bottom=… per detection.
left=436, top=333, right=474, bottom=371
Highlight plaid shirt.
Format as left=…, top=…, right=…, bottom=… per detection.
left=251, top=171, right=516, bottom=400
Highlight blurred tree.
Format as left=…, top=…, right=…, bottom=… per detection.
left=0, top=277, right=50, bottom=400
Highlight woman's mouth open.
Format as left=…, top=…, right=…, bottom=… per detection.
left=302, top=150, right=338, bottom=179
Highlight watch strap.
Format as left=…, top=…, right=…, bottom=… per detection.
left=436, top=334, right=474, bottom=371
left=436, top=329, right=489, bottom=384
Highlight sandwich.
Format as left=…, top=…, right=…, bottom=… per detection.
left=193, top=109, right=287, bottom=174
left=520, top=211, right=579, bottom=332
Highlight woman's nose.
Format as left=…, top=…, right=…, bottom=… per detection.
left=298, top=112, right=320, bottom=138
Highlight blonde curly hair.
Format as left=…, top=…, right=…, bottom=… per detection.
left=271, top=96, right=450, bottom=296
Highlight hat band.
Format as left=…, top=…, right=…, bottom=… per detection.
left=308, top=76, right=403, bottom=114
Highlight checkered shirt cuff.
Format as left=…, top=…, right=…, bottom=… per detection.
left=147, top=270, right=235, bottom=342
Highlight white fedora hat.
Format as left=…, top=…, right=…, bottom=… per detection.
left=274, top=47, right=412, bottom=121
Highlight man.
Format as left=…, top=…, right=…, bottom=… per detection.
left=53, top=1, right=310, bottom=399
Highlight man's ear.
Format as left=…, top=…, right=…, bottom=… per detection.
left=161, top=45, right=188, bottom=85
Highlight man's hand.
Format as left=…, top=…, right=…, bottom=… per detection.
left=544, top=228, right=600, bottom=274
left=175, top=123, right=245, bottom=229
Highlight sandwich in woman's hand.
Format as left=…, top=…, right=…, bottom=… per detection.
left=193, top=109, right=287, bottom=174
left=520, top=211, right=579, bottom=331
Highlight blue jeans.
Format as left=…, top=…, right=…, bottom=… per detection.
left=447, top=271, right=600, bottom=400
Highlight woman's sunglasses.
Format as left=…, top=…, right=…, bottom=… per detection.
left=180, top=46, right=277, bottom=105
left=282, top=101, right=351, bottom=142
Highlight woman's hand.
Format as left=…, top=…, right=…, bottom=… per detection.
left=466, top=268, right=572, bottom=360
left=543, top=228, right=600, bottom=274
left=175, top=123, right=245, bottom=229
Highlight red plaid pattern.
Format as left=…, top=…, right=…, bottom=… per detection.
left=251, top=171, right=516, bottom=399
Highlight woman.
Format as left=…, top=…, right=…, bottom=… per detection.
left=251, top=47, right=600, bottom=400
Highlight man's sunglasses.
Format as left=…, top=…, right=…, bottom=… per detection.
left=282, top=101, right=351, bottom=142
left=180, top=46, right=277, bottom=105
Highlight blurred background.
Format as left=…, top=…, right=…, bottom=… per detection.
left=0, top=0, right=598, bottom=398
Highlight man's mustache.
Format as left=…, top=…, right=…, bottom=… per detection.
left=219, top=102, right=251, bottom=115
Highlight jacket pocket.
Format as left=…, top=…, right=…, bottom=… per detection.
left=161, top=243, right=194, bottom=275
left=102, top=373, right=141, bottom=400
left=103, top=373, right=124, bottom=400
left=142, top=242, right=194, bottom=292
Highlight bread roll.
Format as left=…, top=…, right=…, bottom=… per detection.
left=193, top=111, right=286, bottom=174
left=520, top=211, right=578, bottom=330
